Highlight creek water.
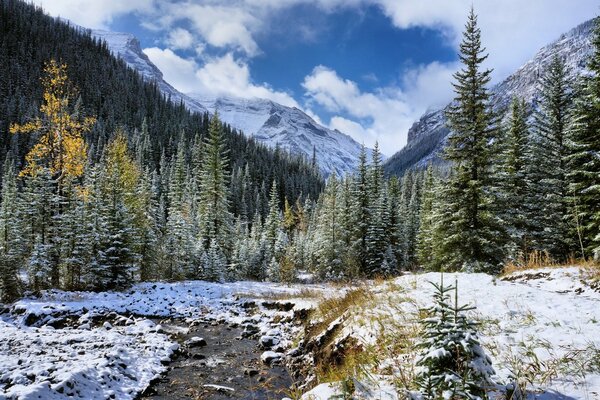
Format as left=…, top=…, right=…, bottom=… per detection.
left=139, top=320, right=294, bottom=400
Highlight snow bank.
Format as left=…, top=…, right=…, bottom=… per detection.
left=0, top=318, right=175, bottom=399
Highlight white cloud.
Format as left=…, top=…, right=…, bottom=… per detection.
left=154, top=2, right=260, bottom=56
left=374, top=0, right=599, bottom=82
left=144, top=48, right=298, bottom=107
left=166, top=28, right=195, bottom=50
left=302, top=64, right=458, bottom=154
left=31, top=0, right=155, bottom=29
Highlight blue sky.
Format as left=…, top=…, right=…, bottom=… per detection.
left=34, top=0, right=598, bottom=154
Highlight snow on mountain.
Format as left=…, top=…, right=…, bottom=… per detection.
left=191, top=95, right=379, bottom=176
left=88, top=29, right=209, bottom=115
left=384, top=18, right=595, bottom=175
left=87, top=26, right=372, bottom=176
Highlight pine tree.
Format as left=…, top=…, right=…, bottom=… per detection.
left=416, top=165, right=437, bottom=269
left=529, top=56, right=574, bottom=258
left=568, top=17, right=600, bottom=260
left=498, top=98, right=533, bottom=260
left=197, top=112, right=232, bottom=258
left=352, top=145, right=370, bottom=275
left=0, top=160, right=24, bottom=301
left=415, top=277, right=495, bottom=399
left=441, top=8, right=504, bottom=273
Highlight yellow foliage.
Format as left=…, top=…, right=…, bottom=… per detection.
left=10, top=59, right=94, bottom=180
left=104, top=130, right=141, bottom=210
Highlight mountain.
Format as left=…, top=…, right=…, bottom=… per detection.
left=384, top=18, right=595, bottom=177
left=191, top=95, right=376, bottom=177
left=90, top=30, right=373, bottom=177
left=76, top=28, right=209, bottom=116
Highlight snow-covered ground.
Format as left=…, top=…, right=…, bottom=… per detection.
left=303, top=267, right=600, bottom=400
left=0, top=280, right=331, bottom=399
left=2, top=268, right=599, bottom=399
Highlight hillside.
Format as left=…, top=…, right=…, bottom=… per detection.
left=384, top=18, right=595, bottom=176
left=0, top=0, right=323, bottom=206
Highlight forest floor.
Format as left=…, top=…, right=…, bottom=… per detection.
left=1, top=267, right=600, bottom=399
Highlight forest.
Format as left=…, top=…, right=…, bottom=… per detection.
left=0, top=2, right=599, bottom=304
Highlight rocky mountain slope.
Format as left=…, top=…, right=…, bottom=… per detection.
left=89, top=28, right=371, bottom=176
left=191, top=95, right=374, bottom=177
left=384, top=18, right=595, bottom=176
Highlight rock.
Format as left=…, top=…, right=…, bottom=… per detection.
left=192, top=353, right=206, bottom=360
left=184, top=337, right=207, bottom=348
left=103, top=321, right=113, bottom=330
left=260, top=351, right=284, bottom=365
left=244, top=368, right=259, bottom=376
left=259, top=335, right=280, bottom=349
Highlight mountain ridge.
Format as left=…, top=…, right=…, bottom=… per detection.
left=384, top=18, right=595, bottom=176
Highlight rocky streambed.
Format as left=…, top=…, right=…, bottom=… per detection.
left=139, top=316, right=296, bottom=399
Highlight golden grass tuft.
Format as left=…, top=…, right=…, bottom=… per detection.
left=502, top=250, right=597, bottom=276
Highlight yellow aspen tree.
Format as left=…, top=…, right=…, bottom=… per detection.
left=10, top=59, right=94, bottom=182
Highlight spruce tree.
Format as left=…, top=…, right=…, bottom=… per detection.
left=568, top=17, right=600, bottom=260
left=197, top=112, right=233, bottom=257
left=498, top=98, right=532, bottom=259
left=529, top=56, right=574, bottom=258
left=415, top=277, right=495, bottom=399
left=0, top=160, right=24, bottom=301
left=416, top=165, right=437, bottom=269
left=441, top=8, right=504, bottom=272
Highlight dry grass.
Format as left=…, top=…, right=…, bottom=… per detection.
left=235, top=288, right=326, bottom=301
left=502, top=250, right=596, bottom=276
left=310, top=286, right=374, bottom=335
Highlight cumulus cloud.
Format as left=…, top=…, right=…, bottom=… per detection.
left=166, top=28, right=195, bottom=50
left=302, top=64, right=458, bottom=153
left=31, top=0, right=155, bottom=29
left=144, top=48, right=298, bottom=107
left=374, top=0, right=598, bottom=81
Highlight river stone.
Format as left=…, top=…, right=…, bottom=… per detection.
left=260, top=351, right=284, bottom=365
left=185, top=336, right=207, bottom=348
left=259, top=335, right=280, bottom=349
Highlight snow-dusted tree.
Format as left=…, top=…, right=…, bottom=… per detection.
left=21, top=168, right=57, bottom=289
left=352, top=145, right=371, bottom=275
left=415, top=277, right=495, bottom=399
left=529, top=56, right=574, bottom=258
left=498, top=98, right=533, bottom=260
left=0, top=160, right=24, bottom=301
left=197, top=112, right=233, bottom=257
left=416, top=165, right=437, bottom=269
left=204, top=239, right=225, bottom=282
left=568, top=17, right=600, bottom=260
left=164, top=144, right=195, bottom=280
left=264, top=180, right=283, bottom=257
left=92, top=133, right=138, bottom=290
left=440, top=8, right=504, bottom=273
left=314, top=173, right=346, bottom=280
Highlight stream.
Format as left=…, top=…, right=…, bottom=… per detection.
left=139, top=319, right=294, bottom=400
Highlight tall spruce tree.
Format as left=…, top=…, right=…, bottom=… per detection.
left=197, top=112, right=233, bottom=258
left=0, top=160, right=24, bottom=301
left=568, top=17, right=600, bottom=260
left=441, top=8, right=504, bottom=272
left=416, top=165, right=437, bottom=269
left=529, top=56, right=574, bottom=258
left=498, top=98, right=532, bottom=259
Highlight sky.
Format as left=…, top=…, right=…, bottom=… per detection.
left=33, top=0, right=598, bottom=155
